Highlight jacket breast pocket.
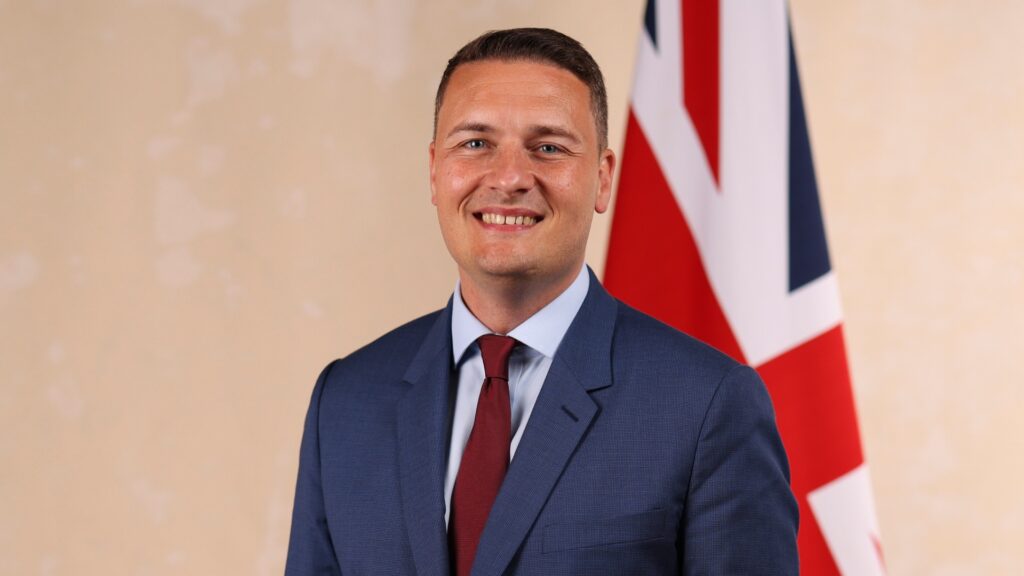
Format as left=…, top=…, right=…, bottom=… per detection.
left=541, top=508, right=677, bottom=554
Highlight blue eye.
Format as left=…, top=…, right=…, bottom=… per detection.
left=538, top=144, right=560, bottom=154
left=465, top=139, right=486, bottom=149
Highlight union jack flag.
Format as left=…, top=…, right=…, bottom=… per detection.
left=604, top=1, right=885, bottom=573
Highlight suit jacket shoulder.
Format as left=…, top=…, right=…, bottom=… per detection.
left=600, top=300, right=751, bottom=435
left=328, top=307, right=445, bottom=383
left=612, top=299, right=741, bottom=382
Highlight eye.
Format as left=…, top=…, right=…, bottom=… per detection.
left=537, top=144, right=561, bottom=154
left=463, top=139, right=487, bottom=150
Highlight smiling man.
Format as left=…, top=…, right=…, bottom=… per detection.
left=430, top=55, right=613, bottom=336
left=285, top=28, right=798, bottom=576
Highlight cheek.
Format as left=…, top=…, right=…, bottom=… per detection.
left=549, top=171, right=598, bottom=218
left=436, top=163, right=479, bottom=203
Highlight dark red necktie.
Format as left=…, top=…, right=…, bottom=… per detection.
left=449, top=334, right=516, bottom=576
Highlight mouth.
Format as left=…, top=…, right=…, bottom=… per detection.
left=474, top=211, right=543, bottom=228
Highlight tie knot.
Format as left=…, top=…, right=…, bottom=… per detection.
left=477, top=334, right=517, bottom=380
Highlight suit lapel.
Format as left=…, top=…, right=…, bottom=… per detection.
left=471, top=271, right=619, bottom=576
left=397, top=302, right=455, bottom=576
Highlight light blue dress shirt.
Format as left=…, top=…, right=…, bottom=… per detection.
left=444, top=265, right=590, bottom=526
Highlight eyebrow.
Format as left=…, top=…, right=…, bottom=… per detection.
left=445, top=122, right=582, bottom=145
left=446, top=122, right=493, bottom=139
left=528, top=125, right=582, bottom=145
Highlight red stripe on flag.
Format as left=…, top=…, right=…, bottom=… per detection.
left=605, top=110, right=744, bottom=363
left=682, top=0, right=720, bottom=184
left=757, top=324, right=866, bottom=575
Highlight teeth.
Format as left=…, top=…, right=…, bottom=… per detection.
left=481, top=213, right=537, bottom=226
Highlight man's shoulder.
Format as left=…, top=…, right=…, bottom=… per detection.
left=597, top=298, right=768, bottom=428
left=350, top=307, right=445, bottom=362
left=609, top=297, right=742, bottom=378
left=318, top=307, right=446, bottom=389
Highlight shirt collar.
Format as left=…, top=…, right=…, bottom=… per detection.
left=451, top=265, right=590, bottom=364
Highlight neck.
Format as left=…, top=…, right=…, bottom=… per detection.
left=459, top=266, right=583, bottom=335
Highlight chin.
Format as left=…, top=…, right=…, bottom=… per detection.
left=471, top=254, right=539, bottom=280
left=476, top=263, right=535, bottom=279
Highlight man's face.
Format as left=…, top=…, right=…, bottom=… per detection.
left=430, top=59, right=614, bottom=292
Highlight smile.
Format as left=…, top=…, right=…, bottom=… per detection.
left=477, top=212, right=540, bottom=226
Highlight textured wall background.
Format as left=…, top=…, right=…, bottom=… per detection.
left=1, top=1, right=1021, bottom=574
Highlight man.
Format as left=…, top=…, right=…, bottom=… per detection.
left=286, top=28, right=798, bottom=576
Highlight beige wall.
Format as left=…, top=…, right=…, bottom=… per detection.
left=2, top=1, right=1021, bottom=574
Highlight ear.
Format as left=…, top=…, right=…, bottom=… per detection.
left=429, top=141, right=438, bottom=206
left=594, top=148, right=616, bottom=214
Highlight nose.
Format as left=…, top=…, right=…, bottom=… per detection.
left=486, top=146, right=535, bottom=194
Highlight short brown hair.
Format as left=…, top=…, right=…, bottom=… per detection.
left=434, top=28, right=609, bottom=150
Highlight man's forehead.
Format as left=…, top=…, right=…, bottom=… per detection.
left=438, top=60, right=592, bottom=124
left=445, top=59, right=585, bottom=92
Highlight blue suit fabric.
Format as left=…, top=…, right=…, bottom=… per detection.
left=285, top=271, right=799, bottom=575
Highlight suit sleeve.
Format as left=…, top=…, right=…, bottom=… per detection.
left=285, top=361, right=343, bottom=576
left=680, top=364, right=799, bottom=575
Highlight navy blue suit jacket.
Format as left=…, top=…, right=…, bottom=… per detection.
left=285, top=272, right=798, bottom=575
